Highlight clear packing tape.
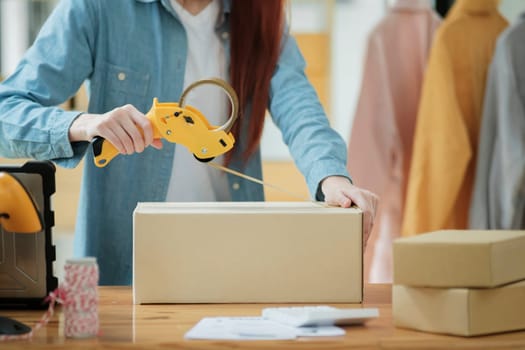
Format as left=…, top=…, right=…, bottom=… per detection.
left=208, top=161, right=327, bottom=207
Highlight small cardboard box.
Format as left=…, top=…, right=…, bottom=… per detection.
left=393, top=230, right=525, bottom=288
left=393, top=281, right=525, bottom=336
left=133, top=202, right=363, bottom=304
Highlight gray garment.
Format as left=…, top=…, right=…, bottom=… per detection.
left=469, top=16, right=525, bottom=229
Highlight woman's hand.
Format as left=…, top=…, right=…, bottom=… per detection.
left=321, top=176, right=378, bottom=248
left=69, top=104, right=163, bottom=154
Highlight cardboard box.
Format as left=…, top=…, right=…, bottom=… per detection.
left=393, top=281, right=525, bottom=336
left=133, top=202, right=363, bottom=304
left=393, top=230, right=525, bottom=288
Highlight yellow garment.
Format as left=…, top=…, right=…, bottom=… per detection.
left=401, top=0, right=508, bottom=236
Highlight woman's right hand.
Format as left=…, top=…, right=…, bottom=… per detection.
left=68, top=104, right=163, bottom=154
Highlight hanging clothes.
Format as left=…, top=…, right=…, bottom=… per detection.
left=469, top=14, right=525, bottom=230
left=435, top=0, right=456, bottom=17
left=401, top=0, right=508, bottom=237
left=347, top=0, right=440, bottom=283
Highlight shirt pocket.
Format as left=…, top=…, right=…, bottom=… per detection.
left=91, top=62, right=151, bottom=113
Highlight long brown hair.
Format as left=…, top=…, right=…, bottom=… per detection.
left=228, top=0, right=285, bottom=165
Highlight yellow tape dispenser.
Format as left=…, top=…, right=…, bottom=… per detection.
left=92, top=78, right=239, bottom=167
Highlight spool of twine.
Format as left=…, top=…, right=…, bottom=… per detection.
left=62, top=257, right=99, bottom=338
left=0, top=256, right=99, bottom=341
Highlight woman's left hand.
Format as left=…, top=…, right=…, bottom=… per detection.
left=321, top=176, right=378, bottom=249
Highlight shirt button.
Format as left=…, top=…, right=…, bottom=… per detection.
left=232, top=182, right=240, bottom=190
left=221, top=31, right=229, bottom=40
left=117, top=72, right=126, bottom=81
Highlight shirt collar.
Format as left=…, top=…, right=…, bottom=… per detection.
left=451, top=0, right=500, bottom=15
left=392, top=0, right=432, bottom=11
left=135, top=0, right=230, bottom=29
left=135, top=0, right=231, bottom=13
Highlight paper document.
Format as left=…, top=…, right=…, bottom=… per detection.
left=184, top=317, right=345, bottom=340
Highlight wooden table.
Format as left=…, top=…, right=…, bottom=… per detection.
left=1, top=284, right=524, bottom=349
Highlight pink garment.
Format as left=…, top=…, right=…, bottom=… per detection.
left=348, top=0, right=441, bottom=283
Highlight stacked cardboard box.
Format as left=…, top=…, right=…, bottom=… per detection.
left=392, top=230, right=525, bottom=336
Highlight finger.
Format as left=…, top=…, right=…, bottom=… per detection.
left=94, top=116, right=131, bottom=155
left=96, top=107, right=137, bottom=154
left=323, top=188, right=352, bottom=208
left=342, top=187, right=378, bottom=219
left=151, top=139, right=163, bottom=150
left=111, top=124, right=136, bottom=154
left=363, top=211, right=373, bottom=246
left=340, top=188, right=377, bottom=248
left=365, top=215, right=374, bottom=248
left=100, top=128, right=128, bottom=155
left=126, top=105, right=153, bottom=148
left=336, top=191, right=353, bottom=208
left=117, top=111, right=145, bottom=153
left=118, top=118, right=144, bottom=153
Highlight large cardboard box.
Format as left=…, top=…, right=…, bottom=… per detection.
left=393, top=230, right=525, bottom=288
left=133, top=202, right=363, bottom=304
left=393, top=281, right=525, bottom=336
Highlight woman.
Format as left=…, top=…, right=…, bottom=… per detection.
left=0, top=0, right=377, bottom=284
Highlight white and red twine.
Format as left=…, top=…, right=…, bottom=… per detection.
left=0, top=257, right=99, bottom=341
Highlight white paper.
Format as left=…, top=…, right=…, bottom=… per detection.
left=184, top=317, right=345, bottom=340
left=184, top=317, right=296, bottom=340
left=295, top=325, right=346, bottom=337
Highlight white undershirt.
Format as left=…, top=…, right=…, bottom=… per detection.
left=165, top=0, right=231, bottom=202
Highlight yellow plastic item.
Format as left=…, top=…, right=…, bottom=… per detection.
left=93, top=78, right=238, bottom=167
left=0, top=172, right=43, bottom=233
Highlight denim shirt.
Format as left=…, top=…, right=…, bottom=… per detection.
left=0, top=0, right=350, bottom=285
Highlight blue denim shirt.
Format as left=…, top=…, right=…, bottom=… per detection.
left=0, top=0, right=351, bottom=285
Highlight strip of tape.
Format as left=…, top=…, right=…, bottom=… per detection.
left=208, top=162, right=327, bottom=207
